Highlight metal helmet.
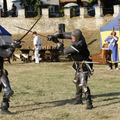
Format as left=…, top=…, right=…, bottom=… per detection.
left=71, top=29, right=82, bottom=41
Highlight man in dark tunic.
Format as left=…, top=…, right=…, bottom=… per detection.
left=48, top=29, right=93, bottom=109
left=0, top=41, right=21, bottom=114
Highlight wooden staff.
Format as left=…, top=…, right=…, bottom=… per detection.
left=112, top=27, right=114, bottom=32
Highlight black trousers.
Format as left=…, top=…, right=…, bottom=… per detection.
left=108, top=62, right=118, bottom=69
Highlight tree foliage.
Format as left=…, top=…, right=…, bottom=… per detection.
left=77, top=0, right=82, bottom=7
left=19, top=0, right=41, bottom=11
left=3, top=0, right=7, bottom=11
left=87, top=0, right=120, bottom=7
left=88, top=0, right=97, bottom=4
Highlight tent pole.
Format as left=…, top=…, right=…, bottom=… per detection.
left=112, top=27, right=114, bottom=31
left=119, top=19, right=120, bottom=38
left=118, top=19, right=120, bottom=60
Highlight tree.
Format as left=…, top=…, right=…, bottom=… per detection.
left=77, top=0, right=82, bottom=7
left=20, top=0, right=41, bottom=11
left=88, top=0, right=120, bottom=7
left=97, top=0, right=104, bottom=6
left=3, top=0, right=7, bottom=11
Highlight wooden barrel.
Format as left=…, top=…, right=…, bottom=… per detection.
left=100, top=48, right=111, bottom=58
left=102, top=43, right=109, bottom=48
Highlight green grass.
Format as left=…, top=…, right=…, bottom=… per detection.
left=0, top=60, right=120, bottom=120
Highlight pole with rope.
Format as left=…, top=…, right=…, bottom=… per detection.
left=118, top=19, right=120, bottom=59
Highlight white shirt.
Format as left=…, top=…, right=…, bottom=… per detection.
left=33, top=36, right=41, bottom=50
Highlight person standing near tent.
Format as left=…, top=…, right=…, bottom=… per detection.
left=11, top=3, right=17, bottom=17
left=32, top=31, right=41, bottom=64
left=104, top=31, right=119, bottom=70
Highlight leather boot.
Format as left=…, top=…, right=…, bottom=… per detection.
left=86, top=100, right=93, bottom=109
left=73, top=96, right=83, bottom=105
left=73, top=88, right=83, bottom=105
left=1, top=99, right=12, bottom=115
left=85, top=87, right=93, bottom=109
left=1, top=109, right=12, bottom=115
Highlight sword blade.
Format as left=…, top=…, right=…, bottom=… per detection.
left=74, top=61, right=99, bottom=64
left=15, top=26, right=47, bottom=38
left=84, top=61, right=99, bottom=64
left=15, top=26, right=33, bottom=33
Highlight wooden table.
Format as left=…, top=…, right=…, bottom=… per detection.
left=20, top=49, right=32, bottom=62
left=20, top=48, right=60, bottom=62
left=39, top=49, right=46, bottom=62
left=46, top=49, right=60, bottom=62
left=4, top=57, right=11, bottom=64
left=31, top=49, right=46, bottom=62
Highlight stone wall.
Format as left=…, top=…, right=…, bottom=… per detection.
left=0, top=16, right=113, bottom=35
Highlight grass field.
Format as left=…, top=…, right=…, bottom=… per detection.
left=0, top=60, right=120, bottom=120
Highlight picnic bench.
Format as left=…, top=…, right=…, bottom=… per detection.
left=45, top=49, right=60, bottom=62
left=4, top=58, right=11, bottom=64
left=19, top=48, right=60, bottom=62
left=20, top=49, right=32, bottom=62
left=12, top=46, right=73, bottom=63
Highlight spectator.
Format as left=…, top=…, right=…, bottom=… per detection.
left=105, top=31, right=119, bottom=70
left=32, top=31, right=41, bottom=64
left=11, top=3, right=17, bottom=17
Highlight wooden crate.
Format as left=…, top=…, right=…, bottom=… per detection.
left=91, top=54, right=107, bottom=65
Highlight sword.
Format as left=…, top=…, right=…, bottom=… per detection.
left=83, top=61, right=99, bottom=64
left=15, top=26, right=47, bottom=38
left=74, top=61, right=99, bottom=64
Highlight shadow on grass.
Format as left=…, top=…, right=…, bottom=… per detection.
left=10, top=92, right=120, bottom=114
left=92, top=92, right=120, bottom=98
left=10, top=98, right=75, bottom=114
left=92, top=92, right=120, bottom=108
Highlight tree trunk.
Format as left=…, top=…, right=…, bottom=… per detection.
left=77, top=0, right=82, bottom=7
left=98, top=0, right=104, bottom=7
left=3, top=0, right=7, bottom=11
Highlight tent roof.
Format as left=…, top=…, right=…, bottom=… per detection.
left=0, top=25, right=11, bottom=36
left=100, top=14, right=120, bottom=32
